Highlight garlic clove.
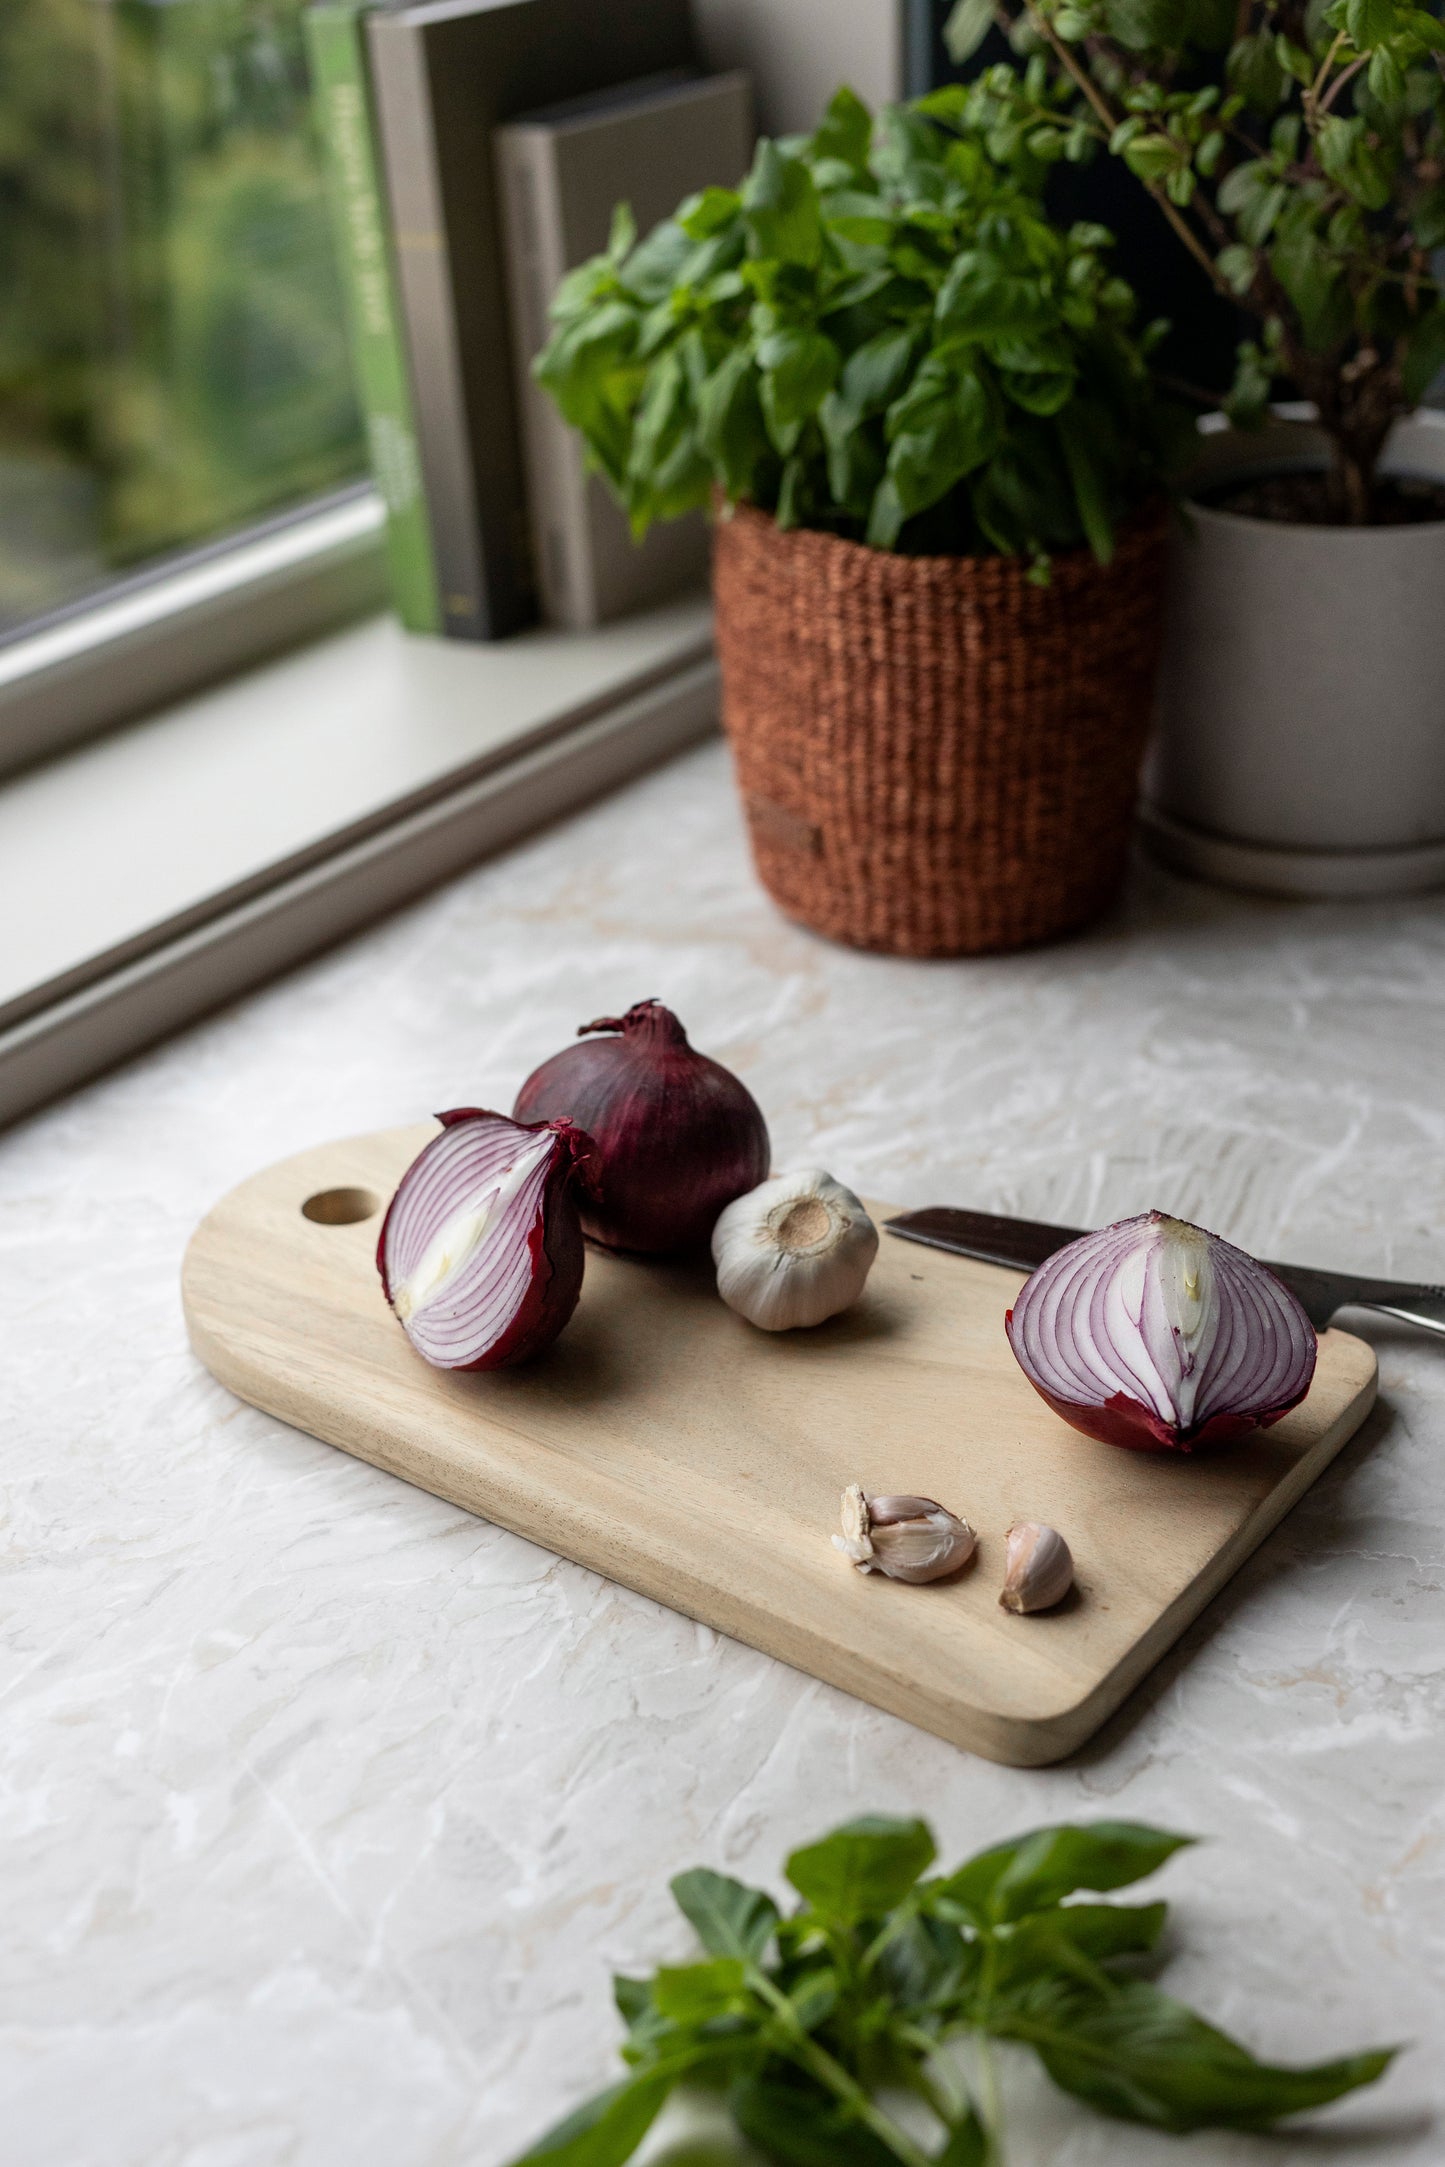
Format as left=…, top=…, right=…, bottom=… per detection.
left=712, top=1169, right=878, bottom=1331
left=833, top=1484, right=976, bottom=1584
left=998, top=1521, right=1074, bottom=1613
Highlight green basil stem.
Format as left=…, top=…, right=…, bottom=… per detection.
left=976, top=2031, right=1005, bottom=2158
left=893, top=2024, right=981, bottom=2145
left=746, top=1967, right=935, bottom=2167
left=859, top=1898, right=921, bottom=1978
left=975, top=1931, right=1007, bottom=2159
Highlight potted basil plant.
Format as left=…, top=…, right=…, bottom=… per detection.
left=947, top=0, right=1445, bottom=897
left=535, top=87, right=1185, bottom=957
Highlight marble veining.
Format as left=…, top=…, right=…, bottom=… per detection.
left=2, top=737, right=1442, bottom=2164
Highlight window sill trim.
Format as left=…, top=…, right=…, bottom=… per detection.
left=0, top=490, right=388, bottom=782
left=1, top=597, right=717, bottom=1132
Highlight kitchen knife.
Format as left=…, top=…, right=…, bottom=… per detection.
left=885, top=1206, right=1445, bottom=1339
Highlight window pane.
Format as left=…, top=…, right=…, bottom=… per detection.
left=0, top=0, right=366, bottom=640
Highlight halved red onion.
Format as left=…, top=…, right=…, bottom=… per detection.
left=377, top=1110, right=594, bottom=1370
left=1005, top=1210, right=1317, bottom=1453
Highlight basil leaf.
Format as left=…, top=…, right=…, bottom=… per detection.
left=936, top=259, right=1048, bottom=338
left=988, top=1905, right=1170, bottom=2010
left=613, top=1974, right=653, bottom=2029
left=865, top=475, right=907, bottom=550
left=877, top=1910, right=977, bottom=2010
left=509, top=2070, right=676, bottom=2166
left=775, top=454, right=807, bottom=529
left=730, top=2072, right=901, bottom=2166
left=678, top=186, right=742, bottom=242
left=743, top=141, right=823, bottom=267
left=886, top=359, right=998, bottom=515
left=1053, top=402, right=1116, bottom=558
left=695, top=351, right=769, bottom=500
left=784, top=1816, right=937, bottom=1924
left=999, top=368, right=1076, bottom=416
left=672, top=1867, right=781, bottom=1963
left=839, top=326, right=917, bottom=416
left=938, top=1822, right=1192, bottom=1923
left=620, top=220, right=696, bottom=305
left=1008, top=1899, right=1169, bottom=1966
left=758, top=327, right=840, bottom=451
left=821, top=402, right=885, bottom=516
left=1015, top=1979, right=1396, bottom=2133
left=810, top=84, right=875, bottom=175
left=784, top=1967, right=839, bottom=2033
left=652, top=1958, right=752, bottom=2024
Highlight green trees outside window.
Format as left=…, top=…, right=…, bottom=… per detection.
left=0, top=0, right=364, bottom=637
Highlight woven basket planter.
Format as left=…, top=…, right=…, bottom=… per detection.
left=712, top=501, right=1170, bottom=957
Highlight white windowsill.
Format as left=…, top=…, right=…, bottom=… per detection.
left=1, top=592, right=717, bottom=1128
left=0, top=490, right=391, bottom=780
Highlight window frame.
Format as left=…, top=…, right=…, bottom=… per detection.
left=0, top=486, right=387, bottom=783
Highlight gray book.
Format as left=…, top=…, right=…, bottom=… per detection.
left=693, top=0, right=902, bottom=134
left=366, top=0, right=694, bottom=641
left=497, top=71, right=754, bottom=630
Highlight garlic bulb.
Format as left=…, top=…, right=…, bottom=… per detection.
left=712, top=1169, right=878, bottom=1331
left=998, top=1521, right=1074, bottom=1613
left=833, top=1484, right=976, bottom=1584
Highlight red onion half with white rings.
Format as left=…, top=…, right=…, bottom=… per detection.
left=377, top=1109, right=594, bottom=1370
left=513, top=1000, right=770, bottom=1254
left=1005, top=1210, right=1317, bottom=1453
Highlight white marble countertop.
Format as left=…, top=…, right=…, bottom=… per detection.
left=3, top=738, right=1441, bottom=2166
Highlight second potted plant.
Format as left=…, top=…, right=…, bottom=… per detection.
left=947, top=0, right=1445, bottom=897
left=535, top=86, right=1183, bottom=956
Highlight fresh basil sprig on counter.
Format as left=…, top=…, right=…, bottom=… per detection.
left=508, top=1815, right=1394, bottom=2167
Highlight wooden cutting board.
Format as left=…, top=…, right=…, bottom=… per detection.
left=182, top=1125, right=1378, bottom=1767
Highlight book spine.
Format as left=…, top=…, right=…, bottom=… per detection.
left=305, top=4, right=442, bottom=635
left=495, top=127, right=598, bottom=629
left=365, top=14, right=504, bottom=642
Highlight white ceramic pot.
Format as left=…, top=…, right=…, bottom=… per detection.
left=1141, top=408, right=1445, bottom=897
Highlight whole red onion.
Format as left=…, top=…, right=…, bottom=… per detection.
left=1006, top=1209, right=1317, bottom=1453
left=377, top=1108, right=594, bottom=1369
left=512, top=1000, right=770, bottom=1254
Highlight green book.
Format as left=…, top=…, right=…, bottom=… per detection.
left=305, top=2, right=442, bottom=633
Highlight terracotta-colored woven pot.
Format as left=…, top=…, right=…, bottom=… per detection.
left=712, top=501, right=1169, bottom=957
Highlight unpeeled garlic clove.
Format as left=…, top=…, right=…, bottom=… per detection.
left=833, top=1483, right=976, bottom=1584
left=998, top=1520, right=1074, bottom=1613
left=712, top=1169, right=878, bottom=1331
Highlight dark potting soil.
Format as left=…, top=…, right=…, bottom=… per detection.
left=1201, top=468, right=1445, bottom=526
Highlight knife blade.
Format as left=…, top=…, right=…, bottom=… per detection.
left=884, top=1206, right=1445, bottom=1339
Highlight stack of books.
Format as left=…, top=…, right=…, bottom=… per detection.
left=305, top=0, right=754, bottom=640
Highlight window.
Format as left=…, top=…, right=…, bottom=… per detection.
left=0, top=0, right=367, bottom=646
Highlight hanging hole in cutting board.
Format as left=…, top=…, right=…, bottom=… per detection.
left=302, top=1186, right=381, bottom=1226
